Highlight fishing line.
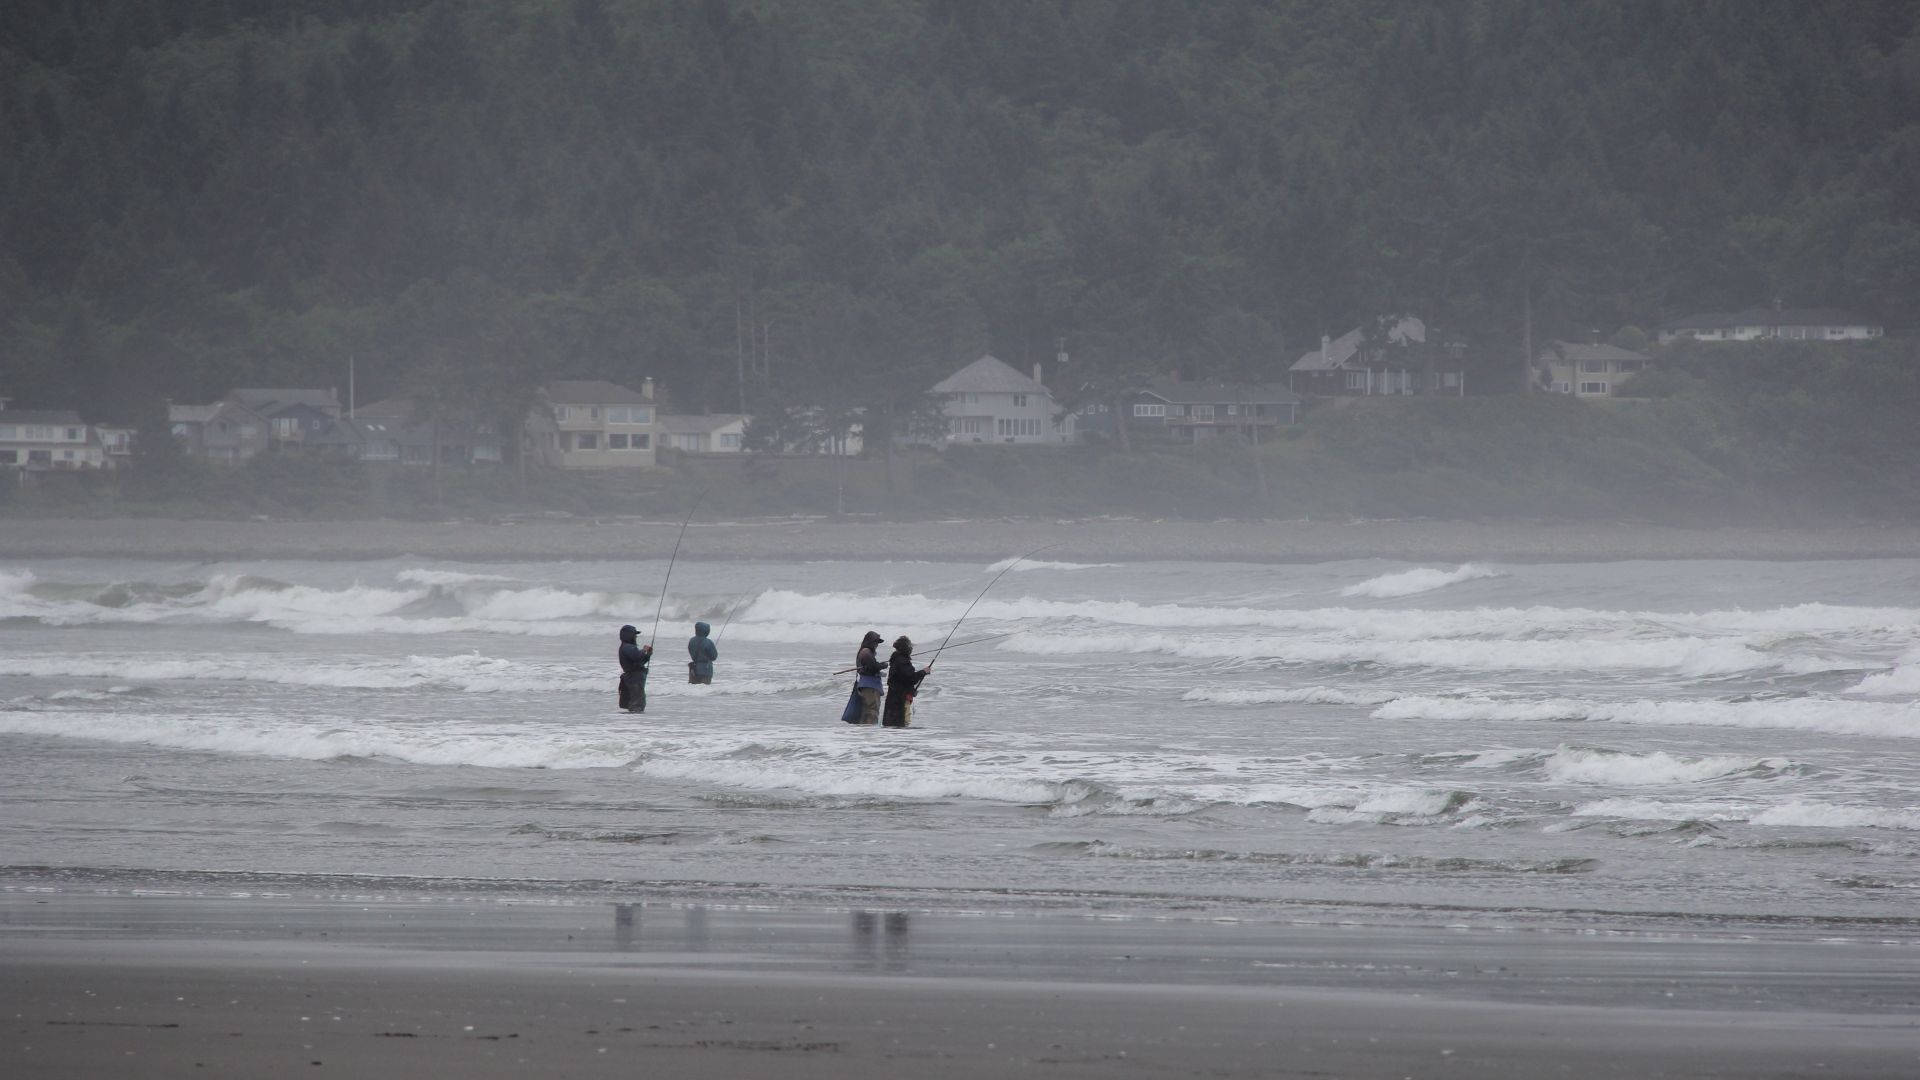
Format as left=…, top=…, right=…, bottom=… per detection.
left=927, top=545, right=1055, bottom=670
left=649, top=493, right=706, bottom=648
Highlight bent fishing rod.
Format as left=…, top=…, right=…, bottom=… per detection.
left=927, top=544, right=1055, bottom=672
left=831, top=631, right=1016, bottom=675
left=713, top=594, right=748, bottom=641
left=649, top=493, right=707, bottom=648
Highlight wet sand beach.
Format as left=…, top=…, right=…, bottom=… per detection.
left=6, top=893, right=1918, bottom=1079
left=4, top=515, right=1920, bottom=562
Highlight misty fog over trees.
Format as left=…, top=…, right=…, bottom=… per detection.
left=3, top=0, right=1917, bottom=521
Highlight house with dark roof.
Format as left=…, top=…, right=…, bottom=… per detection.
left=526, top=379, right=658, bottom=468
left=1288, top=316, right=1466, bottom=397
left=1078, top=376, right=1301, bottom=443
left=660, top=413, right=750, bottom=454
left=170, top=400, right=270, bottom=463
left=0, top=405, right=101, bottom=471
left=1533, top=342, right=1653, bottom=398
left=223, top=388, right=342, bottom=446
left=1657, top=308, right=1883, bottom=345
left=312, top=396, right=505, bottom=466
left=931, top=355, right=1074, bottom=445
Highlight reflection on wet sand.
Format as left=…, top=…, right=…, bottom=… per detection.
left=852, top=910, right=911, bottom=971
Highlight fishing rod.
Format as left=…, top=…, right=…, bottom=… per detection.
left=712, top=595, right=748, bottom=641
left=927, top=544, right=1054, bottom=671
left=830, top=631, right=1017, bottom=675
left=649, top=493, right=707, bottom=648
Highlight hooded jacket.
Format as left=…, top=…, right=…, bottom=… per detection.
left=854, top=631, right=885, bottom=690
left=687, top=621, right=718, bottom=679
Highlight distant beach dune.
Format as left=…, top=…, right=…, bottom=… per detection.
left=4, top=516, right=1919, bottom=563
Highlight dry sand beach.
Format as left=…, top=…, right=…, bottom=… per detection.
left=7, top=894, right=1919, bottom=1079
left=5, top=515, right=1920, bottom=562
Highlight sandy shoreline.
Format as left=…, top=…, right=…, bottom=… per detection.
left=4, top=515, right=1920, bottom=563
left=6, top=893, right=1918, bottom=1078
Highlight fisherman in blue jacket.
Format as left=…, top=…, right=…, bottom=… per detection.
left=687, top=620, right=718, bottom=684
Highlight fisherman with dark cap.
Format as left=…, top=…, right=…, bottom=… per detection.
left=883, top=635, right=930, bottom=728
left=618, top=624, right=653, bottom=713
left=848, top=630, right=885, bottom=725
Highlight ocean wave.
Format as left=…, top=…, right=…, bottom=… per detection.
left=1574, top=797, right=1920, bottom=832
left=1374, top=694, right=1920, bottom=738
left=1341, top=563, right=1503, bottom=599
left=1181, top=686, right=1400, bottom=706
left=1040, top=840, right=1594, bottom=874
left=1019, top=631, right=1777, bottom=674
left=1536, top=746, right=1789, bottom=786
left=984, top=556, right=1121, bottom=573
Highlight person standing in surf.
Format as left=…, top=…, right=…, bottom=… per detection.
left=883, top=636, right=930, bottom=728
left=618, top=624, right=653, bottom=713
left=849, top=630, right=885, bottom=725
left=687, top=621, right=718, bottom=685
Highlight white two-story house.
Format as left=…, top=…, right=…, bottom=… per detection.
left=932, top=355, right=1074, bottom=445
left=529, top=379, right=658, bottom=469
left=0, top=403, right=102, bottom=471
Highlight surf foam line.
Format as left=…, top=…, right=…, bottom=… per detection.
left=1022, top=631, right=1779, bottom=675
left=1450, top=745, right=1793, bottom=786
left=1341, top=563, right=1503, bottom=598
left=1375, top=695, right=1920, bottom=738
left=1572, top=797, right=1920, bottom=832
left=0, top=654, right=837, bottom=696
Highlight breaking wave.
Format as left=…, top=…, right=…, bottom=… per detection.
left=1374, top=694, right=1920, bottom=738
left=1574, top=797, right=1920, bottom=832
left=1341, top=563, right=1503, bottom=599
left=984, top=557, right=1120, bottom=573
left=1181, top=686, right=1400, bottom=706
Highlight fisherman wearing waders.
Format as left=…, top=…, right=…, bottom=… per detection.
left=687, top=621, right=718, bottom=684
left=846, top=631, right=885, bottom=725
left=883, top=636, right=931, bottom=728
left=618, top=624, right=653, bottom=713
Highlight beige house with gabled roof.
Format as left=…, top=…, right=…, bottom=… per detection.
left=932, top=355, right=1074, bottom=445
left=1533, top=342, right=1651, bottom=398
left=528, top=379, right=658, bottom=468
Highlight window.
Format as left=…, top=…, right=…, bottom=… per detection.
left=65, top=427, right=81, bottom=440
left=608, top=406, right=652, bottom=425
left=575, top=432, right=598, bottom=450
left=1442, top=372, right=1461, bottom=387
left=1578, top=381, right=1609, bottom=395
left=0, top=450, right=15, bottom=464
left=997, top=418, right=1011, bottom=437
left=720, top=433, right=742, bottom=449
left=23, top=425, right=54, bottom=440
left=966, top=393, right=979, bottom=404
left=609, top=433, right=629, bottom=449
left=1552, top=381, right=1572, bottom=393
left=1191, top=405, right=1215, bottom=421
left=1132, top=403, right=1165, bottom=417
left=1012, top=394, right=1028, bottom=408
left=62, top=449, right=75, bottom=460
left=951, top=417, right=984, bottom=435
left=1225, top=405, right=1238, bottom=416
left=590, top=407, right=601, bottom=421
left=1168, top=404, right=1185, bottom=417
left=1579, top=359, right=1606, bottom=374
left=28, top=450, right=52, bottom=464
left=0, top=426, right=11, bottom=439
left=555, top=406, right=573, bottom=421
left=273, top=417, right=298, bottom=437
left=631, top=434, right=650, bottom=450
left=1345, top=371, right=1367, bottom=390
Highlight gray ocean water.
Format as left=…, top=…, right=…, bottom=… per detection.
left=4, top=553, right=1919, bottom=929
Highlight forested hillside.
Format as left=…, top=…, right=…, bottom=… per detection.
left=4, top=0, right=1917, bottom=431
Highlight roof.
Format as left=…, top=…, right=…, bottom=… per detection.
left=931, top=355, right=1049, bottom=396
left=1664, top=308, right=1878, bottom=331
left=1291, top=316, right=1427, bottom=372
left=168, top=404, right=220, bottom=424
left=352, top=396, right=417, bottom=420
left=227, top=388, right=341, bottom=416
left=1537, top=341, right=1651, bottom=363
left=542, top=380, right=653, bottom=406
left=660, top=413, right=749, bottom=435
left=1139, top=376, right=1301, bottom=406
left=0, top=409, right=83, bottom=425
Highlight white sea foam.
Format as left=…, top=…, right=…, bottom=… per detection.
left=1341, top=563, right=1503, bottom=599
left=1181, top=686, right=1400, bottom=706
left=1847, top=646, right=1920, bottom=696
left=1573, top=797, right=1920, bottom=832
left=1019, top=631, right=1777, bottom=674
left=984, top=557, right=1121, bottom=573
left=1538, top=746, right=1782, bottom=786
left=394, top=569, right=517, bottom=587
left=1374, top=694, right=1920, bottom=738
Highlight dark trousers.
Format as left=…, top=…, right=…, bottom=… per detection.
left=619, top=673, right=647, bottom=712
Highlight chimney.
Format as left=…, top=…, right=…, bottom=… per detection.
left=642, top=377, right=655, bottom=401
left=1033, top=361, right=1044, bottom=387
left=1321, top=333, right=1332, bottom=361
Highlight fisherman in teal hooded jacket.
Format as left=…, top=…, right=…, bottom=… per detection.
left=687, top=621, right=718, bottom=684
